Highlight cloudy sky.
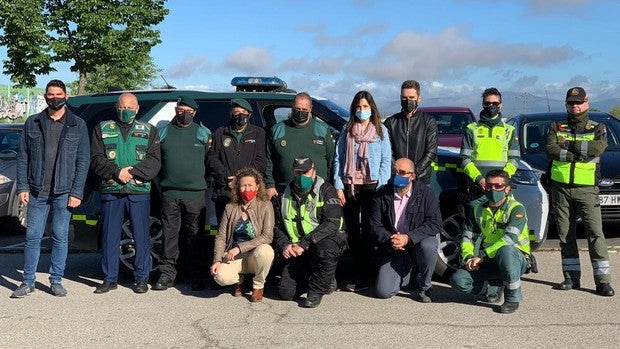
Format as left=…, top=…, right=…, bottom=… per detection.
left=0, top=0, right=617, bottom=114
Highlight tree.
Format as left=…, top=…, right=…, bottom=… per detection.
left=0, top=0, right=168, bottom=94
left=610, top=106, right=620, bottom=118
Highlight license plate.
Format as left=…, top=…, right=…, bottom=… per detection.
left=598, top=194, right=620, bottom=206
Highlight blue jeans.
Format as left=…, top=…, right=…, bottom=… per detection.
left=23, top=192, right=72, bottom=285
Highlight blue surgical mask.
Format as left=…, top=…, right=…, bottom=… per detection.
left=355, top=109, right=372, bottom=121
left=485, top=190, right=506, bottom=203
left=392, top=174, right=410, bottom=188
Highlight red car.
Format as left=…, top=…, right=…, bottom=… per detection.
left=419, top=106, right=476, bottom=148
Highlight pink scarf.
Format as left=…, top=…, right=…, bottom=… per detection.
left=344, top=122, right=376, bottom=186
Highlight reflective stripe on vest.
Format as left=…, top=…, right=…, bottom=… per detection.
left=100, top=120, right=151, bottom=193
left=474, top=197, right=531, bottom=258
left=463, top=122, right=516, bottom=180
left=281, top=176, right=325, bottom=243
left=550, top=122, right=598, bottom=185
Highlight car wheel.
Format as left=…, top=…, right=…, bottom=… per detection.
left=119, top=216, right=163, bottom=278
left=435, top=213, right=464, bottom=279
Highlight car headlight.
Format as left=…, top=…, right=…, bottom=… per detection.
left=512, top=169, right=538, bottom=185
left=0, top=174, right=13, bottom=185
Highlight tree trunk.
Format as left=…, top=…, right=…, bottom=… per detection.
left=78, top=71, right=87, bottom=95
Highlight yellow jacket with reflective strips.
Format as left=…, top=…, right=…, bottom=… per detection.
left=550, top=121, right=599, bottom=185
left=461, top=196, right=530, bottom=261
left=460, top=121, right=520, bottom=183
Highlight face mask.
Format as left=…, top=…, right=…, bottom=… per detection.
left=481, top=105, right=500, bottom=119
left=118, top=109, right=137, bottom=123
left=400, top=99, right=418, bottom=114
left=176, top=112, right=193, bottom=126
left=292, top=110, right=309, bottom=124
left=392, top=174, right=410, bottom=189
left=485, top=190, right=506, bottom=203
left=355, top=109, right=372, bottom=121
left=46, top=98, right=66, bottom=111
left=240, top=190, right=258, bottom=202
left=232, top=114, right=249, bottom=128
left=294, top=174, right=314, bottom=191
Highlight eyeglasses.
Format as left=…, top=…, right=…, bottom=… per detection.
left=392, top=169, right=413, bottom=176
left=485, top=182, right=506, bottom=191
left=482, top=101, right=501, bottom=107
left=567, top=101, right=586, bottom=106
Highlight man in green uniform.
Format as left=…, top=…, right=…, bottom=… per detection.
left=153, top=96, right=211, bottom=291
left=545, top=86, right=614, bottom=297
left=265, top=92, right=335, bottom=198
left=450, top=170, right=531, bottom=314
left=461, top=88, right=520, bottom=196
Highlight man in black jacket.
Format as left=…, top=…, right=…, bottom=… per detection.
left=273, top=157, right=346, bottom=308
left=384, top=80, right=438, bottom=184
left=370, top=158, right=442, bottom=302
left=207, top=98, right=266, bottom=221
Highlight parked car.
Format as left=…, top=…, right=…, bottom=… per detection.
left=0, top=123, right=26, bottom=233
left=505, top=112, right=620, bottom=223
left=430, top=146, right=549, bottom=278
left=419, top=106, right=476, bottom=147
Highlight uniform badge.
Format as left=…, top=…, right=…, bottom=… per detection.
left=223, top=138, right=232, bottom=147
left=280, top=140, right=287, bottom=147
left=136, top=124, right=145, bottom=130
left=109, top=123, right=115, bottom=130
left=109, top=150, right=116, bottom=159
left=313, top=139, right=324, bottom=145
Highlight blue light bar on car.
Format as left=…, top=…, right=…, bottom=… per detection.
left=231, top=76, right=287, bottom=92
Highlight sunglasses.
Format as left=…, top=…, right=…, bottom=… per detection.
left=392, top=169, right=413, bottom=176
left=567, top=101, right=586, bottom=106
left=485, top=182, right=506, bottom=191
left=483, top=101, right=501, bottom=107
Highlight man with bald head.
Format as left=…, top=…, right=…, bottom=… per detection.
left=90, top=92, right=161, bottom=294
left=370, top=158, right=441, bottom=302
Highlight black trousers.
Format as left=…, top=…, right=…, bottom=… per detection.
left=159, top=193, right=206, bottom=280
left=342, top=183, right=377, bottom=280
left=212, top=188, right=232, bottom=225
left=278, top=233, right=346, bottom=299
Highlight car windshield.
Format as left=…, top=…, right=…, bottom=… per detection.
left=523, top=115, right=620, bottom=153
left=430, top=112, right=470, bottom=135
left=314, top=98, right=350, bottom=121
left=0, top=129, right=21, bottom=158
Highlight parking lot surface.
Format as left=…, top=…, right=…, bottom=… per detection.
left=1, top=250, right=618, bottom=349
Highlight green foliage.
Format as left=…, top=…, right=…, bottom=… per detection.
left=0, top=0, right=168, bottom=94
left=609, top=106, right=620, bottom=118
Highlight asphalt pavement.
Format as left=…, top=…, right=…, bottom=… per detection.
left=1, top=250, right=618, bottom=348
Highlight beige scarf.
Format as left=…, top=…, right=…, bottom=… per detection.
left=344, top=122, right=376, bottom=186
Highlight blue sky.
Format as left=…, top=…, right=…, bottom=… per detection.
left=0, top=0, right=618, bottom=114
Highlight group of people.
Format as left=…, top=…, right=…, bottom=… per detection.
left=11, top=78, right=614, bottom=313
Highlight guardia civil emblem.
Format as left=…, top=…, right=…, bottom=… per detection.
left=109, top=150, right=116, bottom=159
left=280, top=139, right=287, bottom=147
left=223, top=138, right=232, bottom=147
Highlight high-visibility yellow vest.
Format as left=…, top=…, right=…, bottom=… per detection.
left=281, top=177, right=326, bottom=243
left=461, top=197, right=530, bottom=260
left=550, top=122, right=598, bottom=185
left=463, top=122, right=518, bottom=180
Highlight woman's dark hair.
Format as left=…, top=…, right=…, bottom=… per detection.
left=230, top=167, right=268, bottom=204
left=346, top=90, right=384, bottom=140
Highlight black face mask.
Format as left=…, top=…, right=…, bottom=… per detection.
left=176, top=112, right=193, bottom=126
left=401, top=99, right=418, bottom=114
left=292, top=110, right=310, bottom=124
left=232, top=114, right=249, bottom=128
left=481, top=105, right=500, bottom=120
left=46, top=98, right=66, bottom=111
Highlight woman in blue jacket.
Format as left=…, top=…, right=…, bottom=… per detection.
left=334, top=90, right=391, bottom=291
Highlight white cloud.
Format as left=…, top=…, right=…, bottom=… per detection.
left=165, top=55, right=210, bottom=79
left=223, top=47, right=273, bottom=72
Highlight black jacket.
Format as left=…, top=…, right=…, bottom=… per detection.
left=272, top=177, right=345, bottom=252
left=370, top=180, right=442, bottom=250
left=383, top=110, right=438, bottom=183
left=207, top=123, right=266, bottom=191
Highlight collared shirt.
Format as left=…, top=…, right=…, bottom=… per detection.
left=42, top=110, right=66, bottom=194
left=393, top=185, right=412, bottom=233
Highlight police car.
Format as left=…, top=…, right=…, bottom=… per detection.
left=66, top=77, right=349, bottom=274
